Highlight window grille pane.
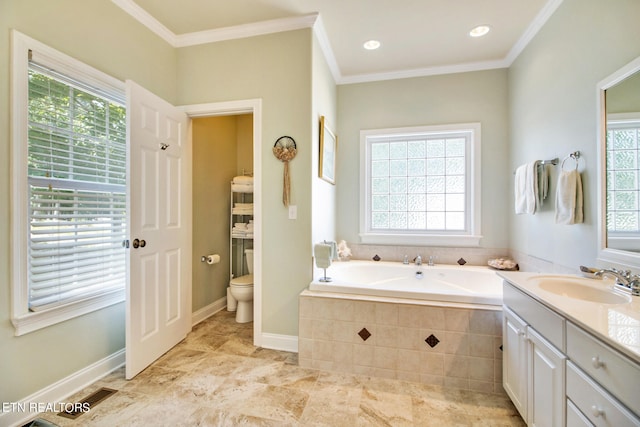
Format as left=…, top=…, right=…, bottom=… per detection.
left=372, top=178, right=389, bottom=194
left=408, top=176, right=425, bottom=193
left=371, top=143, right=389, bottom=160
left=390, top=177, right=407, bottom=193
left=372, top=160, right=389, bottom=177
left=426, top=140, right=444, bottom=157
left=372, top=195, right=389, bottom=211
left=407, top=194, right=426, bottom=211
left=426, top=176, right=445, bottom=193
left=408, top=159, right=425, bottom=176
left=389, top=159, right=407, bottom=176
left=390, top=212, right=407, bottom=229
left=408, top=141, right=425, bottom=158
left=427, top=158, right=445, bottom=174
left=389, top=141, right=407, bottom=159
left=27, top=65, right=126, bottom=311
left=408, top=211, right=426, bottom=229
left=372, top=212, right=389, bottom=228
left=390, top=194, right=407, bottom=211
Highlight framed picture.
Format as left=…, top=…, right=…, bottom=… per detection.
left=319, top=116, right=337, bottom=184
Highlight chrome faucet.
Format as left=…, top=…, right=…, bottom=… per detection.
left=403, top=255, right=409, bottom=265
left=414, top=255, right=422, bottom=266
left=427, top=255, right=436, bottom=267
left=594, top=268, right=640, bottom=296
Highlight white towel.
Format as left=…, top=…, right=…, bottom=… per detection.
left=515, top=162, right=538, bottom=214
left=233, top=175, right=253, bottom=184
left=314, top=243, right=333, bottom=269
left=555, top=169, right=583, bottom=224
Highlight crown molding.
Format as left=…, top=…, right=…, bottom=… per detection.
left=337, top=59, right=510, bottom=85
left=111, top=0, right=177, bottom=45
left=175, top=13, right=319, bottom=47
left=112, top=0, right=319, bottom=48
left=112, top=0, right=562, bottom=84
left=504, top=0, right=564, bottom=65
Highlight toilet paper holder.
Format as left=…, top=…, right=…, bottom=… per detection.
left=201, top=254, right=221, bottom=264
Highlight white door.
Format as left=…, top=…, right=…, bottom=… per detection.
left=125, top=80, right=192, bottom=379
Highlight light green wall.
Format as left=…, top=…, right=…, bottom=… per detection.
left=0, top=0, right=177, bottom=405
left=336, top=70, right=510, bottom=249
left=176, top=30, right=314, bottom=336
left=508, top=0, right=640, bottom=270
left=311, top=34, right=338, bottom=251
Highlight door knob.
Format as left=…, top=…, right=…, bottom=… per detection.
left=132, top=239, right=146, bottom=248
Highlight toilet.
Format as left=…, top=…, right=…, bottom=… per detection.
left=229, top=249, right=254, bottom=323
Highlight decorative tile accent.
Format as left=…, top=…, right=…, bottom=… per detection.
left=358, top=328, right=372, bottom=341
left=425, top=334, right=440, bottom=348
left=373, top=255, right=381, bottom=261
left=457, top=257, right=467, bottom=265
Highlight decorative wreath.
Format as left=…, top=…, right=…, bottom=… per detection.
left=272, top=136, right=297, bottom=207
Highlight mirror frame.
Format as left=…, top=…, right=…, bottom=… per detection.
left=597, top=55, right=640, bottom=268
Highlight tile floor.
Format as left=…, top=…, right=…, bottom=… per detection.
left=36, top=310, right=525, bottom=426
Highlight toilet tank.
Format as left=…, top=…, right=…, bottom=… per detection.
left=244, top=249, right=254, bottom=274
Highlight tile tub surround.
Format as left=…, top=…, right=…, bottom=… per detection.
left=30, top=310, right=524, bottom=426
left=299, top=291, right=504, bottom=394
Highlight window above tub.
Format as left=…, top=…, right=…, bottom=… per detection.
left=359, top=123, right=482, bottom=246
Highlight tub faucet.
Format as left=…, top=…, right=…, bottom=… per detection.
left=414, top=255, right=422, bottom=266
left=594, top=268, right=640, bottom=296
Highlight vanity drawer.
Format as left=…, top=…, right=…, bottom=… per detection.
left=566, top=361, right=639, bottom=426
left=503, top=281, right=564, bottom=350
left=567, top=399, right=594, bottom=427
left=566, top=322, right=640, bottom=418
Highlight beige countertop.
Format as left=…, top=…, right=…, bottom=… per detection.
left=498, top=271, right=640, bottom=364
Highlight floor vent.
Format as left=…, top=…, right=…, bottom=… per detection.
left=57, top=387, right=118, bottom=420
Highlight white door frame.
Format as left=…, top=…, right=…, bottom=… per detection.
left=180, top=99, right=263, bottom=347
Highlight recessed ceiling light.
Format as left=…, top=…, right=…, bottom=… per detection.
left=469, top=25, right=490, bottom=38
left=363, top=40, right=381, bottom=50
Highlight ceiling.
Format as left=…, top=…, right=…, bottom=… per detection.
left=113, top=0, right=562, bottom=84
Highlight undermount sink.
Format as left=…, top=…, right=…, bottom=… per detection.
left=528, top=276, right=632, bottom=304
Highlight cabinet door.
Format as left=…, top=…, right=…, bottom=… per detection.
left=528, top=327, right=566, bottom=427
left=503, top=306, right=529, bottom=421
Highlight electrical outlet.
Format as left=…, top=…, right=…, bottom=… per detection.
left=288, top=205, right=297, bottom=219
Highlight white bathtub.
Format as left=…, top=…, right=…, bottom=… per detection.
left=309, top=260, right=503, bottom=306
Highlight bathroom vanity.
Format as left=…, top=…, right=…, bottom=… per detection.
left=499, top=272, right=640, bottom=427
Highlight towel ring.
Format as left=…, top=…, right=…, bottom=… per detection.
left=561, top=151, right=581, bottom=171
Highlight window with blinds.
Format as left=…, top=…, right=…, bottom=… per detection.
left=27, top=63, right=127, bottom=311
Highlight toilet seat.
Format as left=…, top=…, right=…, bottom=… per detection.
left=230, top=274, right=253, bottom=286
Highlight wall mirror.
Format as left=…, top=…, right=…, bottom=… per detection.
left=597, top=55, right=640, bottom=268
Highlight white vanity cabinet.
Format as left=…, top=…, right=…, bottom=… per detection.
left=503, top=283, right=566, bottom=426
left=502, top=278, right=640, bottom=427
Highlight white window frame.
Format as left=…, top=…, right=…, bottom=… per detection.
left=359, top=123, right=482, bottom=246
left=10, top=31, right=126, bottom=335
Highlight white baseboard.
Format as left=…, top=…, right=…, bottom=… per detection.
left=260, top=333, right=298, bottom=353
left=191, top=296, right=227, bottom=326
left=1, top=349, right=125, bottom=427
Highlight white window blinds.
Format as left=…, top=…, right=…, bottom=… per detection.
left=27, top=62, right=127, bottom=311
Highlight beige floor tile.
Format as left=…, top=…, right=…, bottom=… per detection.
left=30, top=309, right=524, bottom=427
